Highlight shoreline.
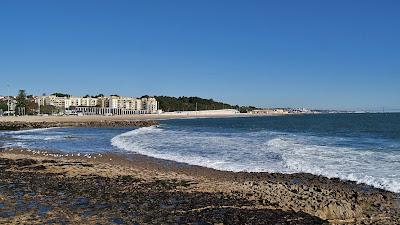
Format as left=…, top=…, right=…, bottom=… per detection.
left=0, top=114, right=250, bottom=130
left=0, top=113, right=342, bottom=131
left=0, top=113, right=252, bottom=123
left=0, top=112, right=308, bottom=124
left=0, top=147, right=399, bottom=224
left=0, top=113, right=288, bottom=130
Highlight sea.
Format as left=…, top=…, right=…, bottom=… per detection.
left=1, top=113, right=399, bottom=193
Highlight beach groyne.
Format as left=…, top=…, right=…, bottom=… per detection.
left=0, top=120, right=158, bottom=130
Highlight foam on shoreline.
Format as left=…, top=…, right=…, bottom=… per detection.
left=111, top=126, right=400, bottom=193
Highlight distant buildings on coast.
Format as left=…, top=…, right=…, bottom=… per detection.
left=250, top=108, right=312, bottom=115
left=163, top=109, right=240, bottom=116
left=250, top=108, right=357, bottom=115
left=0, top=93, right=366, bottom=117
left=37, top=95, right=160, bottom=115
left=0, top=94, right=159, bottom=116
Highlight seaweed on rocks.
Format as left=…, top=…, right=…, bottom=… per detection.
left=0, top=152, right=399, bottom=225
left=0, top=157, right=328, bottom=225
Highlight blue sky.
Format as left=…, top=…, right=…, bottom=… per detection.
left=0, top=0, right=399, bottom=110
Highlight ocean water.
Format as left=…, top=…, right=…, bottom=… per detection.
left=1, top=113, right=399, bottom=193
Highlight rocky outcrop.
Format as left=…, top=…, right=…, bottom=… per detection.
left=1, top=149, right=399, bottom=224
left=0, top=155, right=328, bottom=225
left=218, top=175, right=399, bottom=224
left=0, top=120, right=158, bottom=130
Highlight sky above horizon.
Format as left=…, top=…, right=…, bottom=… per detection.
left=0, top=0, right=399, bottom=111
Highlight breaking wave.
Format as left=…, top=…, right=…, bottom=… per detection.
left=112, top=126, right=400, bottom=193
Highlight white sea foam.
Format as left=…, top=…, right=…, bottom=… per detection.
left=6, top=127, right=65, bottom=141
left=266, top=137, right=400, bottom=192
left=5, top=127, right=60, bottom=134
left=11, top=134, right=64, bottom=141
left=111, top=126, right=400, bottom=193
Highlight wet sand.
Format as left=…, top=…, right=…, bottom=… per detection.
left=0, top=148, right=399, bottom=225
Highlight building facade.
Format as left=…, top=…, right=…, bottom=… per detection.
left=0, top=96, right=16, bottom=115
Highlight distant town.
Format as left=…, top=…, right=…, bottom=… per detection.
left=0, top=91, right=160, bottom=116
left=0, top=90, right=352, bottom=117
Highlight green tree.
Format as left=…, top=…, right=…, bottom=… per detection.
left=52, top=93, right=70, bottom=97
left=92, top=94, right=104, bottom=98
left=153, top=95, right=259, bottom=112
left=26, top=98, right=38, bottom=115
left=16, top=90, right=27, bottom=108
left=155, top=96, right=229, bottom=112
left=15, top=90, right=27, bottom=115
left=40, top=105, right=59, bottom=115
left=0, top=100, right=7, bottom=111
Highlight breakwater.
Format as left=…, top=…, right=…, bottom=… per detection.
left=0, top=120, right=158, bottom=130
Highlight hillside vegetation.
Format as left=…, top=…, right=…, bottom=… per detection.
left=149, top=96, right=257, bottom=113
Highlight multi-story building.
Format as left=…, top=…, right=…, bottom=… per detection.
left=97, top=97, right=110, bottom=108
left=142, top=97, right=158, bottom=113
left=3, top=97, right=16, bottom=112
left=42, top=95, right=70, bottom=108
left=109, top=96, right=149, bottom=111
left=80, top=97, right=98, bottom=107
left=0, top=96, right=16, bottom=116
left=36, top=96, right=46, bottom=107
left=69, top=97, right=82, bottom=107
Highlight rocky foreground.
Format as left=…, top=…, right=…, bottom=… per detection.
left=0, top=149, right=399, bottom=225
left=0, top=120, right=158, bottom=130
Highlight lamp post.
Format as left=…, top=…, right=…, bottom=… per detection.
left=7, top=84, right=10, bottom=116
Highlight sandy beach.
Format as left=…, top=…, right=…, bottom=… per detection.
left=0, top=147, right=399, bottom=225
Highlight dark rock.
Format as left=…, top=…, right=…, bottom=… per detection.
left=0, top=120, right=159, bottom=130
left=15, top=159, right=37, bottom=167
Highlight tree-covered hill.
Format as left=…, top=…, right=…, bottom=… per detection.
left=149, top=96, right=257, bottom=113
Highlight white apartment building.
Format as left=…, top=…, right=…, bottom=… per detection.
left=108, top=96, right=158, bottom=113
left=109, top=96, right=144, bottom=111
left=80, top=97, right=98, bottom=107
left=69, top=97, right=81, bottom=107
left=97, top=97, right=110, bottom=108
left=37, top=96, right=99, bottom=108
left=41, top=95, right=70, bottom=108
left=142, top=97, right=158, bottom=113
